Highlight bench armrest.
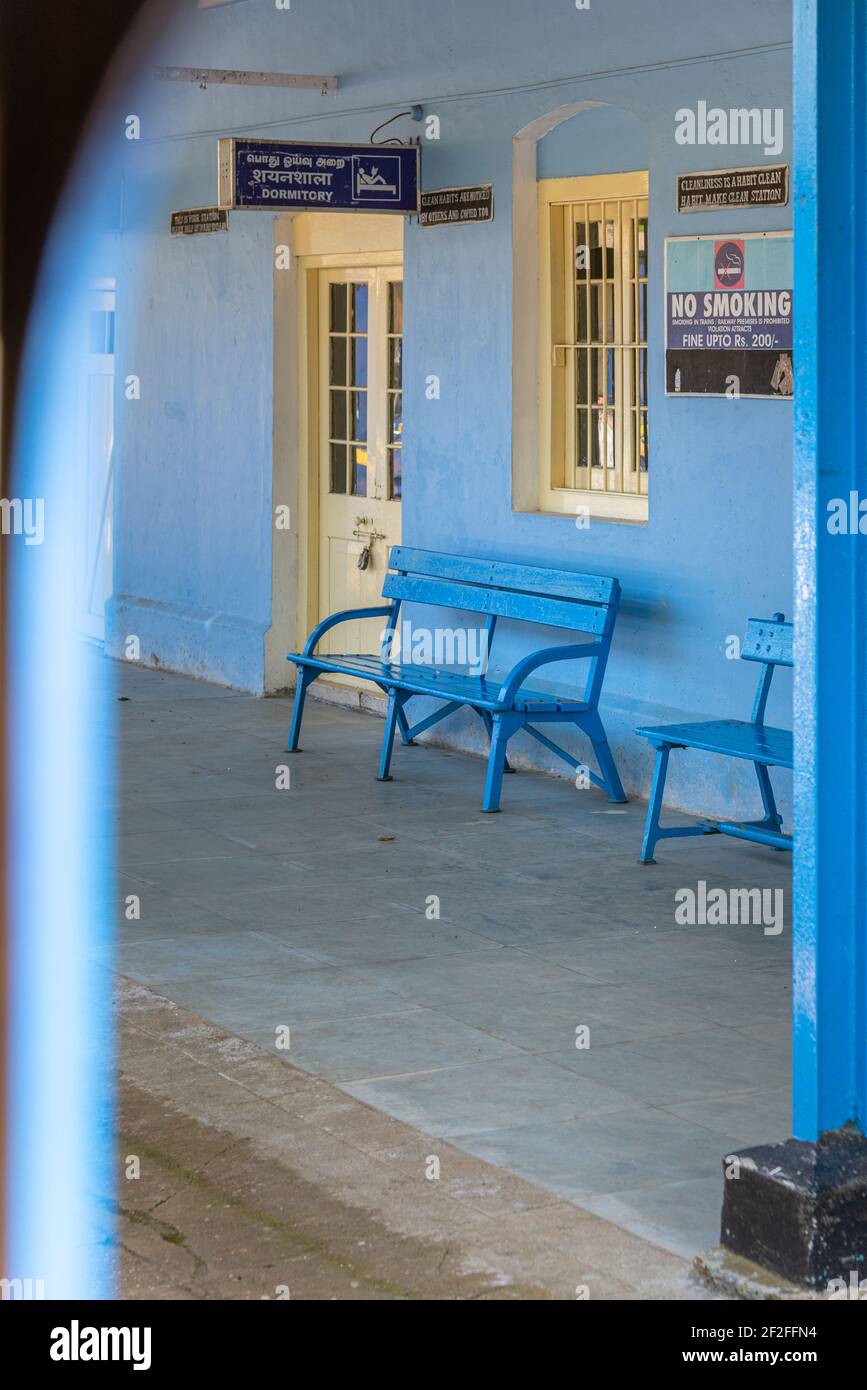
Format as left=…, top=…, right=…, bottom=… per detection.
left=303, top=606, right=395, bottom=657
left=497, top=642, right=603, bottom=705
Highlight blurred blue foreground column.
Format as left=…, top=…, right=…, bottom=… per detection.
left=717, top=0, right=867, bottom=1292
left=5, top=212, right=116, bottom=1297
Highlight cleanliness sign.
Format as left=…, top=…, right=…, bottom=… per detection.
left=217, top=138, right=420, bottom=214
left=665, top=232, right=793, bottom=398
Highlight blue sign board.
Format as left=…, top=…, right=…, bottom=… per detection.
left=217, top=138, right=420, bottom=214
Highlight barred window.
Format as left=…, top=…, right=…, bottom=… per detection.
left=539, top=172, right=649, bottom=522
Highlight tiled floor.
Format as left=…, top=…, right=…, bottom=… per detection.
left=108, top=661, right=792, bottom=1260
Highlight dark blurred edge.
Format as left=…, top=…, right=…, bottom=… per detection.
left=0, top=0, right=152, bottom=1289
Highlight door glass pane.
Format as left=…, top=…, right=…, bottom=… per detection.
left=388, top=392, right=402, bottom=445
left=351, top=283, right=368, bottom=333
left=351, top=446, right=368, bottom=497
left=330, top=443, right=347, bottom=494
left=351, top=390, right=367, bottom=442
left=387, top=279, right=404, bottom=501
left=324, top=272, right=401, bottom=507
left=329, top=336, right=347, bottom=387
left=389, top=281, right=403, bottom=334
left=351, top=336, right=368, bottom=387
left=330, top=282, right=347, bottom=333
left=330, top=390, right=347, bottom=441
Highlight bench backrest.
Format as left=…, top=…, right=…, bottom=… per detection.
left=741, top=613, right=792, bottom=726
left=741, top=615, right=793, bottom=668
left=382, top=546, right=619, bottom=636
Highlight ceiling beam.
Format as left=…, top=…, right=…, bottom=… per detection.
left=155, top=66, right=338, bottom=92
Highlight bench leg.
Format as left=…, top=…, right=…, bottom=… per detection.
left=374, top=682, right=414, bottom=746
left=482, top=714, right=520, bottom=812
left=754, top=762, right=783, bottom=832
left=583, top=711, right=627, bottom=803
left=396, top=698, right=415, bottom=747
left=479, top=709, right=513, bottom=772
left=287, top=668, right=316, bottom=752
left=640, top=745, right=670, bottom=864
left=377, top=689, right=405, bottom=782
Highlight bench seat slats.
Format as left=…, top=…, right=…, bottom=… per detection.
left=287, top=546, right=625, bottom=811
left=388, top=546, right=616, bottom=606
left=382, top=573, right=608, bottom=634
left=635, top=718, right=793, bottom=769
left=292, top=652, right=590, bottom=712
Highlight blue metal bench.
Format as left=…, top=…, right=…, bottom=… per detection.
left=287, top=546, right=626, bottom=813
left=636, top=613, right=793, bottom=863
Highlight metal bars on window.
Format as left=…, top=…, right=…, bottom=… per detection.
left=549, top=194, right=648, bottom=502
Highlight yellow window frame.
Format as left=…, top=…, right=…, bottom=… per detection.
left=538, top=171, right=649, bottom=523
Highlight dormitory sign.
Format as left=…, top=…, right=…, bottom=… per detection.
left=665, top=231, right=793, bottom=399
left=217, top=138, right=420, bottom=213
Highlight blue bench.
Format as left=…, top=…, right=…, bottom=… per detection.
left=636, top=613, right=793, bottom=863
left=287, top=546, right=626, bottom=813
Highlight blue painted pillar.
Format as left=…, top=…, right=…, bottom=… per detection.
left=792, top=0, right=867, bottom=1140
left=719, top=2, right=867, bottom=1288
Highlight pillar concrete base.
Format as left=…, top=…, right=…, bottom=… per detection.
left=695, top=1246, right=827, bottom=1301
left=721, top=1127, right=867, bottom=1292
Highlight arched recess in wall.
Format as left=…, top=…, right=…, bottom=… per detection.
left=512, top=99, right=649, bottom=512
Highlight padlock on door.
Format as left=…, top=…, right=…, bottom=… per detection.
left=352, top=517, right=384, bottom=572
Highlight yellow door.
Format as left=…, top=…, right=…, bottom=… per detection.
left=317, top=264, right=403, bottom=659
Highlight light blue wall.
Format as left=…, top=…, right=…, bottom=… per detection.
left=108, top=133, right=276, bottom=689
left=106, top=0, right=793, bottom=820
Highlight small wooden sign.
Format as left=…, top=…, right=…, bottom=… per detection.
left=419, top=185, right=493, bottom=227
left=677, top=165, right=789, bottom=214
left=171, top=207, right=230, bottom=236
